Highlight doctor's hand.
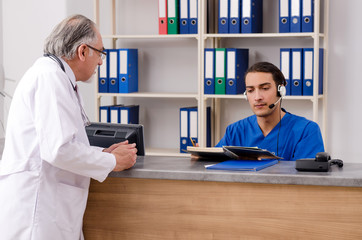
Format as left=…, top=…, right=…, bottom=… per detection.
left=110, top=142, right=138, bottom=171
left=103, top=140, right=129, bottom=153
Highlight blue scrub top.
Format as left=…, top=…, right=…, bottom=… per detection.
left=215, top=110, right=325, bottom=161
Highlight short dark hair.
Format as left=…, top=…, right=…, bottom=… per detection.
left=245, top=62, right=287, bottom=87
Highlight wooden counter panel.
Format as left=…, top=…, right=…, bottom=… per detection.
left=83, top=178, right=362, bottom=239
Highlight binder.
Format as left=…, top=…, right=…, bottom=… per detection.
left=108, top=104, right=121, bottom=123
left=119, top=105, right=140, bottom=124
left=279, top=0, right=290, bottom=33
left=180, top=106, right=211, bottom=152
left=180, top=107, right=189, bottom=153
left=206, top=106, right=211, bottom=147
left=118, top=49, right=138, bottom=93
left=110, top=105, right=120, bottom=123
left=280, top=48, right=292, bottom=95
left=189, top=0, right=198, bottom=34
left=108, top=49, right=119, bottom=93
left=229, top=0, right=241, bottom=33
left=241, top=0, right=263, bottom=34
left=158, top=0, right=168, bottom=34
left=291, top=48, right=303, bottom=95
left=215, top=48, right=226, bottom=94
left=188, top=107, right=198, bottom=148
left=98, top=49, right=108, bottom=93
left=99, top=106, right=110, bottom=123
left=167, top=0, right=179, bottom=34
left=226, top=48, right=249, bottom=95
left=290, top=0, right=301, bottom=32
left=302, top=0, right=314, bottom=32
left=180, top=0, right=189, bottom=34
left=218, top=0, right=229, bottom=33
left=204, top=48, right=215, bottom=94
left=302, top=48, right=323, bottom=96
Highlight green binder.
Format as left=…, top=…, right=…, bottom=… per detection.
left=167, top=0, right=179, bottom=34
left=215, top=48, right=226, bottom=94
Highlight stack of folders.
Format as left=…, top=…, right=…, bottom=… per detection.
left=99, top=105, right=139, bottom=124
left=279, top=0, right=314, bottom=33
left=280, top=48, right=323, bottom=96
left=158, top=0, right=198, bottom=35
left=204, top=48, right=249, bottom=95
left=218, top=0, right=263, bottom=34
left=180, top=106, right=211, bottom=153
left=98, top=48, right=138, bottom=94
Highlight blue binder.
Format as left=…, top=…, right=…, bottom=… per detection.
left=204, top=48, right=215, bottom=94
left=229, top=0, right=241, bottom=33
left=318, top=48, right=324, bottom=95
left=180, top=0, right=189, bottom=34
left=108, top=49, right=119, bottom=93
left=118, top=49, right=138, bottom=93
left=180, top=107, right=190, bottom=153
left=290, top=0, right=302, bottom=32
left=188, top=107, right=198, bottom=148
left=302, top=48, right=323, bottom=96
left=109, top=105, right=121, bottom=123
left=226, top=48, right=249, bottom=95
left=280, top=48, right=292, bottom=95
left=98, top=49, right=109, bottom=93
left=302, top=0, right=314, bottom=32
left=99, top=106, right=110, bottom=123
left=218, top=0, right=229, bottom=33
left=291, top=48, right=303, bottom=95
left=119, top=105, right=140, bottom=124
left=279, top=0, right=290, bottom=33
left=206, top=106, right=211, bottom=147
left=189, top=0, right=198, bottom=34
left=302, top=48, right=313, bottom=96
left=241, top=0, right=263, bottom=34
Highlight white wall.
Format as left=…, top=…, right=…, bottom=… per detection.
left=1, top=0, right=361, bottom=162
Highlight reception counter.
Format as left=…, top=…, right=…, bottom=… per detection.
left=83, top=156, right=362, bottom=240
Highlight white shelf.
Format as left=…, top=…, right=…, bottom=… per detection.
left=145, top=148, right=191, bottom=157
left=97, top=92, right=199, bottom=99
left=102, top=34, right=199, bottom=40
left=205, top=32, right=325, bottom=39
left=94, top=0, right=329, bottom=154
left=203, top=94, right=324, bottom=101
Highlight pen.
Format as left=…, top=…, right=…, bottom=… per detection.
left=190, top=137, right=196, bottom=147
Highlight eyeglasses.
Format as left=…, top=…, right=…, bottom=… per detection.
left=86, top=44, right=107, bottom=60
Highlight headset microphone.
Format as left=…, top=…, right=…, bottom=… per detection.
left=268, top=97, right=282, bottom=109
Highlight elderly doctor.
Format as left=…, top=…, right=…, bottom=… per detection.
left=0, top=15, right=137, bottom=239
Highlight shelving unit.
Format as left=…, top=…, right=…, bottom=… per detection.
left=93, top=0, right=328, bottom=156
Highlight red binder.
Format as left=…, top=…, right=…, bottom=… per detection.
left=158, top=0, right=168, bottom=34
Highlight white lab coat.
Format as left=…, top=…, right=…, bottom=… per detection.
left=0, top=57, right=116, bottom=240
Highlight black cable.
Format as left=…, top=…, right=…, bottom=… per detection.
left=276, top=99, right=282, bottom=157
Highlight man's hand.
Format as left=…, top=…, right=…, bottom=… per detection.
left=106, top=141, right=138, bottom=171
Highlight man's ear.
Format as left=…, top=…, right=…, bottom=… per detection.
left=77, top=44, right=87, bottom=62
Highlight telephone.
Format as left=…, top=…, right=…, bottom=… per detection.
left=295, top=152, right=343, bottom=172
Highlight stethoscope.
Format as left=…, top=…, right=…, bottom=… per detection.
left=44, top=53, right=90, bottom=126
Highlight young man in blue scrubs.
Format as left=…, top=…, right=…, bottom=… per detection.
left=215, top=62, right=324, bottom=160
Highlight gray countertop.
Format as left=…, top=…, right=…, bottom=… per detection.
left=1, top=139, right=361, bottom=187
left=110, top=156, right=362, bottom=188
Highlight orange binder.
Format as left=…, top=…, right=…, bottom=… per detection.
left=158, top=0, right=168, bottom=34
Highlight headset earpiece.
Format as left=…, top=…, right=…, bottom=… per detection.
left=244, top=91, right=248, bottom=102
left=278, top=85, right=286, bottom=98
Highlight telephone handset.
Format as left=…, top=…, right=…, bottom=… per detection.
left=295, top=152, right=343, bottom=172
